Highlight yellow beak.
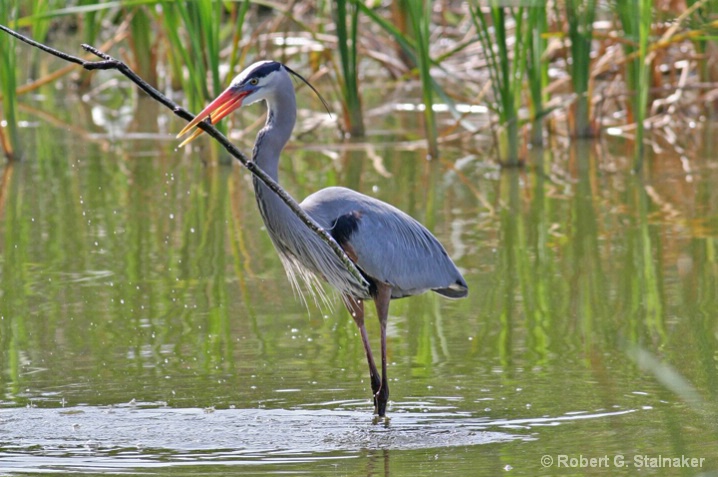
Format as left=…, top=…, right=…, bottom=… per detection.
left=176, top=88, right=249, bottom=148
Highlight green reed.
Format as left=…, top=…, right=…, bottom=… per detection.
left=226, top=0, right=251, bottom=87
left=0, top=0, right=20, bottom=160
left=334, top=0, right=365, bottom=137
left=356, top=0, right=442, bottom=158
left=526, top=3, right=548, bottom=147
left=129, top=6, right=157, bottom=86
left=686, top=0, right=718, bottom=82
left=471, top=1, right=527, bottom=166
left=406, top=0, right=439, bottom=159
left=159, top=0, right=237, bottom=164
left=160, top=1, right=223, bottom=111
left=4, top=1, right=716, bottom=169
left=565, top=0, right=596, bottom=139
left=78, top=0, right=102, bottom=47
left=615, top=0, right=652, bottom=170
left=29, top=0, right=54, bottom=46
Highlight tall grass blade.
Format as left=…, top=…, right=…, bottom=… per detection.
left=565, top=0, right=596, bottom=138
left=79, top=0, right=102, bottom=47
left=634, top=0, right=652, bottom=170
left=0, top=0, right=20, bottom=160
left=407, top=0, right=439, bottom=159
left=226, top=0, right=251, bottom=82
left=615, top=0, right=652, bottom=170
left=390, top=0, right=415, bottom=68
left=158, top=2, right=187, bottom=91
left=128, top=6, right=157, bottom=86
left=526, top=2, right=548, bottom=146
left=160, top=0, right=229, bottom=163
left=177, top=1, right=212, bottom=103
left=30, top=0, right=55, bottom=44
left=161, top=0, right=223, bottom=108
left=685, top=0, right=716, bottom=81
left=471, top=1, right=526, bottom=166
left=357, top=1, right=466, bottom=155
left=335, top=0, right=365, bottom=137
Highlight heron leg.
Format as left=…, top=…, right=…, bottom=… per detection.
left=374, top=283, right=392, bottom=417
left=343, top=295, right=381, bottom=411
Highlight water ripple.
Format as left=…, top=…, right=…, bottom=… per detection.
left=0, top=404, right=637, bottom=473
left=0, top=404, right=526, bottom=473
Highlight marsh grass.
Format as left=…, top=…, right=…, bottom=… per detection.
left=226, top=0, right=251, bottom=88
left=526, top=3, right=548, bottom=147
left=2, top=1, right=717, bottom=167
left=158, top=1, right=238, bottom=164
left=615, top=0, right=653, bottom=170
left=471, top=2, right=527, bottom=166
left=685, top=0, right=718, bottom=82
left=0, top=0, right=20, bottom=160
left=128, top=6, right=157, bottom=87
left=406, top=0, right=439, bottom=159
left=334, top=0, right=365, bottom=137
left=564, top=0, right=597, bottom=139
left=355, top=0, right=443, bottom=158
left=160, top=1, right=224, bottom=110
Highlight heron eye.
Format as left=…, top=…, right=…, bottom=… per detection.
left=249, top=78, right=259, bottom=86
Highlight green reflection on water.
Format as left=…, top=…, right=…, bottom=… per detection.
left=1, top=104, right=718, bottom=475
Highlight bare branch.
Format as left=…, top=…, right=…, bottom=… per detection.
left=0, top=24, right=369, bottom=291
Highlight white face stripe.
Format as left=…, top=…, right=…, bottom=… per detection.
left=230, top=61, right=283, bottom=89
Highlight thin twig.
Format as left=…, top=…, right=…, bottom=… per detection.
left=0, top=28, right=128, bottom=101
left=0, top=24, right=369, bottom=291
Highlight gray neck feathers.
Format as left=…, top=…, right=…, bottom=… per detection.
left=251, top=69, right=302, bottom=248
left=251, top=71, right=297, bottom=182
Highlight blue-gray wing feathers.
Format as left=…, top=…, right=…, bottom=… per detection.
left=301, top=187, right=468, bottom=300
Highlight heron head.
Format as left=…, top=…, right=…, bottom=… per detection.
left=176, top=61, right=328, bottom=147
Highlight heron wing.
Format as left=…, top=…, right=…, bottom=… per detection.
left=301, top=187, right=467, bottom=299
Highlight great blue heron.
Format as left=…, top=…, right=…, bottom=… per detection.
left=177, top=60, right=468, bottom=417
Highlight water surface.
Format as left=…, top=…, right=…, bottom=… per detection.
left=1, top=88, right=717, bottom=476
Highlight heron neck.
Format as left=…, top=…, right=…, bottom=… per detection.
left=251, top=85, right=301, bottom=240
left=251, top=88, right=297, bottom=182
